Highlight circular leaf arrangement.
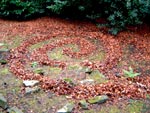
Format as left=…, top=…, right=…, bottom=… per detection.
left=7, top=18, right=150, bottom=101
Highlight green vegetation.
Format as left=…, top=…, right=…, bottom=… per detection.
left=88, top=70, right=107, bottom=84
left=0, top=0, right=150, bottom=34
left=127, top=100, right=144, bottom=113
left=79, top=100, right=89, bottom=109
left=0, top=68, right=10, bottom=75
left=31, top=62, right=38, bottom=68
left=123, top=67, right=141, bottom=78
left=0, top=0, right=44, bottom=20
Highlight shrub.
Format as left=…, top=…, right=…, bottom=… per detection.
left=0, top=0, right=44, bottom=20
left=0, top=0, right=149, bottom=34
left=45, top=0, right=95, bottom=18
left=46, top=0, right=68, bottom=15
left=45, top=0, right=149, bottom=34
left=100, top=0, right=149, bottom=34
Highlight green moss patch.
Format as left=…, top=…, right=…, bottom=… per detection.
left=48, top=48, right=71, bottom=61
left=0, top=68, right=10, bottom=75
left=126, top=100, right=144, bottom=113
left=87, top=70, right=107, bottom=84
left=10, top=36, right=24, bottom=49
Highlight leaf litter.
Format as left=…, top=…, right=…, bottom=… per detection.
left=0, top=17, right=150, bottom=112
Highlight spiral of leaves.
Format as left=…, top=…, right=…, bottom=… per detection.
left=8, top=20, right=150, bottom=100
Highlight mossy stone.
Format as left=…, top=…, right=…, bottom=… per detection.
left=79, top=100, right=89, bottom=109
left=88, top=95, right=109, bottom=104
left=7, top=106, right=23, bottom=113
left=0, top=93, right=8, bottom=109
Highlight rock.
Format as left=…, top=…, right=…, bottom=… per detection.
left=0, top=93, right=8, bottom=109
left=79, top=100, right=89, bottom=109
left=0, top=48, right=9, bottom=52
left=57, top=102, right=74, bottom=113
left=0, top=49, right=9, bottom=57
left=88, top=95, right=109, bottom=104
left=90, top=70, right=104, bottom=77
left=0, top=43, right=5, bottom=46
left=23, top=80, right=39, bottom=87
left=0, top=49, right=9, bottom=64
left=25, top=86, right=40, bottom=94
left=88, top=70, right=106, bottom=84
left=80, top=79, right=94, bottom=84
left=7, top=106, right=23, bottom=113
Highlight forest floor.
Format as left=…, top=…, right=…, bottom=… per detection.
left=0, top=17, right=150, bottom=113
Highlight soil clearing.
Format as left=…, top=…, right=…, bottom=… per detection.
left=0, top=17, right=150, bottom=113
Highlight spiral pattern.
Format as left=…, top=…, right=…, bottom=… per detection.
left=8, top=18, right=149, bottom=100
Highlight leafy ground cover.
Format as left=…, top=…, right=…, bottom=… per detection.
left=0, top=17, right=150, bottom=113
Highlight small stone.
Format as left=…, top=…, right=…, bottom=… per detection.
left=115, top=72, right=120, bottom=77
left=0, top=43, right=5, bottom=46
left=0, top=49, right=9, bottom=57
left=7, top=106, right=23, bottom=113
left=23, top=80, right=39, bottom=87
left=57, top=102, right=74, bottom=113
left=88, top=95, right=109, bottom=104
left=0, top=93, right=8, bottom=109
left=79, top=100, right=89, bottom=109
left=90, top=70, right=104, bottom=77
left=25, top=86, right=40, bottom=94
left=0, top=49, right=9, bottom=63
left=80, top=79, right=94, bottom=84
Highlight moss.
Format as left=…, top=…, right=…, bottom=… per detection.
left=10, top=36, right=24, bottom=49
left=87, top=70, right=107, bottom=84
left=0, top=59, right=7, bottom=65
left=19, top=93, right=68, bottom=113
left=126, top=100, right=144, bottom=113
left=33, top=68, right=44, bottom=75
left=49, top=49, right=64, bottom=60
left=67, top=64, right=81, bottom=70
left=29, top=41, right=47, bottom=51
left=49, top=67, right=62, bottom=75
left=63, top=44, right=79, bottom=52
left=48, top=48, right=71, bottom=61
left=88, top=51, right=105, bottom=62
left=29, top=42, right=44, bottom=51
left=146, top=94, right=150, bottom=99
left=0, top=72, right=22, bottom=96
left=98, top=106, right=121, bottom=113
left=84, top=109, right=95, bottom=113
left=0, top=68, right=10, bottom=75
left=83, top=100, right=144, bottom=113
left=12, top=87, right=21, bottom=94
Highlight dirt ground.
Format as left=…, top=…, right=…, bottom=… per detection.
left=0, top=17, right=150, bottom=113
